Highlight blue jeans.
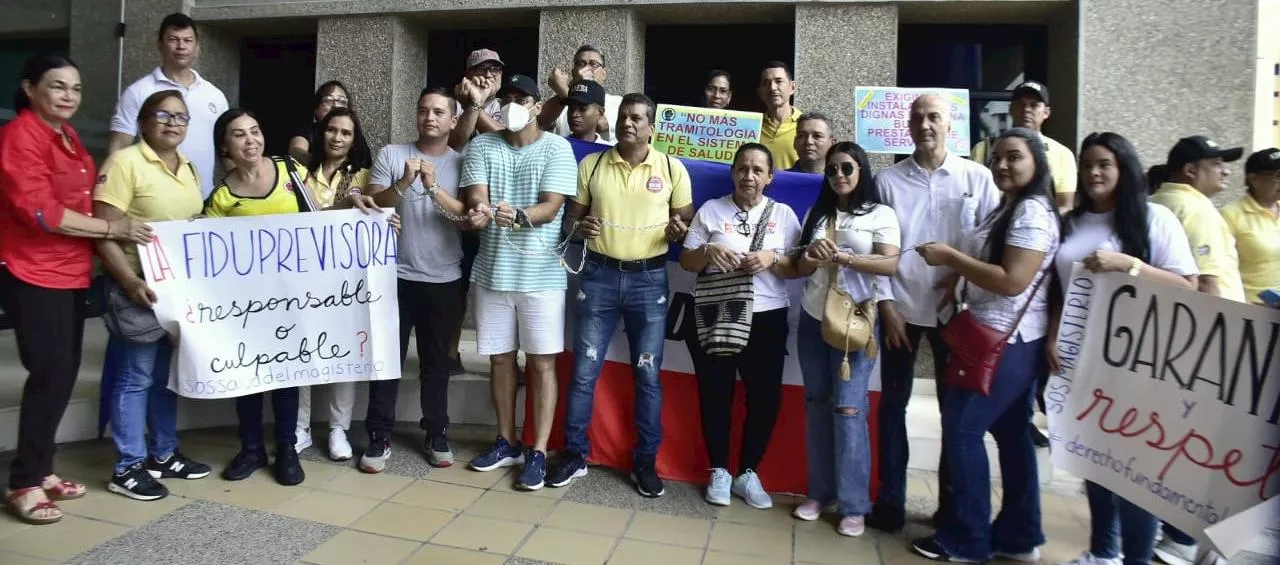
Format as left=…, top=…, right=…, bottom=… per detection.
left=797, top=313, right=874, bottom=516
left=108, top=335, right=179, bottom=474
left=877, top=323, right=952, bottom=513
left=1163, top=523, right=1196, bottom=545
left=564, top=259, right=668, bottom=460
left=1086, top=481, right=1159, bottom=565
left=935, top=336, right=1046, bottom=560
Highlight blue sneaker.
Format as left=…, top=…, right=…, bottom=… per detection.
left=516, top=449, right=547, bottom=491
left=470, top=436, right=525, bottom=472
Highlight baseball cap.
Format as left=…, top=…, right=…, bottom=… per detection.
left=497, top=74, right=540, bottom=100
left=1166, top=135, right=1244, bottom=172
left=466, top=48, right=503, bottom=69
left=565, top=79, right=605, bottom=107
left=1245, top=147, right=1280, bottom=174
left=1012, top=81, right=1050, bottom=104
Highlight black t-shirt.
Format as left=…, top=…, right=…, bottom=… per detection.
left=292, top=122, right=317, bottom=145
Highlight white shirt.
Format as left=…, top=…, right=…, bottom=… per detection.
left=961, top=196, right=1060, bottom=343
left=685, top=195, right=802, bottom=312
left=800, top=205, right=901, bottom=320
left=1054, top=203, right=1199, bottom=288
left=110, top=67, right=229, bottom=197
left=554, top=93, right=623, bottom=143
left=876, top=152, right=1001, bottom=327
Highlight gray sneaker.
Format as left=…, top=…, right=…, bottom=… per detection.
left=425, top=434, right=454, bottom=468
left=359, top=433, right=392, bottom=474
left=705, top=468, right=731, bottom=506
left=731, top=469, right=773, bottom=509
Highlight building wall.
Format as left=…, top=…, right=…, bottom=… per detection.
left=1257, top=0, right=1280, bottom=150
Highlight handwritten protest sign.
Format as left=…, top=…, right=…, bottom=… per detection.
left=853, top=87, right=970, bottom=155
left=1047, top=266, right=1280, bottom=551
left=139, top=209, right=402, bottom=399
left=653, top=104, right=762, bottom=164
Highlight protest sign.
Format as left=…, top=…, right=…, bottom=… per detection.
left=653, top=104, right=762, bottom=164
left=1047, top=267, right=1280, bottom=548
left=853, top=87, right=970, bottom=155
left=139, top=209, right=402, bottom=399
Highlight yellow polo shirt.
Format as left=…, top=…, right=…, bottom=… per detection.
left=971, top=132, right=1077, bottom=199
left=761, top=106, right=801, bottom=171
left=1150, top=182, right=1246, bottom=302
left=1221, top=194, right=1280, bottom=304
left=573, top=147, right=693, bottom=260
left=94, top=142, right=204, bottom=272
left=205, top=157, right=306, bottom=218
left=306, top=165, right=370, bottom=208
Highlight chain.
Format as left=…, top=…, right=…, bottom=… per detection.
left=596, top=218, right=670, bottom=231
left=417, top=190, right=588, bottom=274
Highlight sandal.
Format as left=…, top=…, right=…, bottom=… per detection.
left=5, top=486, right=63, bottom=525
left=41, top=475, right=87, bottom=500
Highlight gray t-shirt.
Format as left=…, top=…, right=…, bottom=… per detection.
left=371, top=143, right=464, bottom=283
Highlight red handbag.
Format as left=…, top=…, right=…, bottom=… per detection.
left=941, top=272, right=1047, bottom=396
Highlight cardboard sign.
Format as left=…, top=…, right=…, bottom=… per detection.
left=854, top=86, right=971, bottom=155
left=653, top=104, right=762, bottom=164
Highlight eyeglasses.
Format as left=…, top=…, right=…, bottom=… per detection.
left=825, top=162, right=859, bottom=178
left=733, top=210, right=751, bottom=236
left=574, top=60, right=605, bottom=70
left=153, top=110, right=190, bottom=126
left=321, top=96, right=349, bottom=107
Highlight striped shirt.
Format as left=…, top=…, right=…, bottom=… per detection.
left=460, top=132, right=578, bottom=292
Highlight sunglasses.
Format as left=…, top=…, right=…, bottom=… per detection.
left=733, top=210, right=751, bottom=237
left=825, top=162, right=859, bottom=178
left=153, top=110, right=190, bottom=126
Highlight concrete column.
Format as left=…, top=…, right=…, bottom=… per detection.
left=537, top=7, right=645, bottom=98
left=68, top=0, right=122, bottom=157
left=120, top=0, right=184, bottom=88
left=793, top=3, right=898, bottom=166
left=316, top=15, right=427, bottom=149
left=1079, top=0, right=1258, bottom=202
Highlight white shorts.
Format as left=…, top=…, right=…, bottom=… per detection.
left=474, top=287, right=566, bottom=356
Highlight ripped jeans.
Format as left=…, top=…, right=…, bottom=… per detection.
left=563, top=258, right=668, bottom=460
left=797, top=312, right=875, bottom=516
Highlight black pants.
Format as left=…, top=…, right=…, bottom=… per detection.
left=0, top=267, right=86, bottom=489
left=380, top=278, right=464, bottom=437
left=687, top=307, right=789, bottom=472
left=877, top=322, right=953, bottom=515
left=235, top=388, right=299, bottom=451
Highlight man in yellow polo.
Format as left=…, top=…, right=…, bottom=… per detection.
left=1150, top=135, right=1246, bottom=302
left=550, top=93, right=693, bottom=498
left=758, top=61, right=801, bottom=170
left=971, top=81, right=1077, bottom=210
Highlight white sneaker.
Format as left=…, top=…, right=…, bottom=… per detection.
left=328, top=428, right=353, bottom=461
left=1153, top=538, right=1196, bottom=565
left=705, top=468, right=731, bottom=506
left=1058, top=551, right=1122, bottom=565
left=793, top=499, right=824, bottom=521
left=731, top=469, right=773, bottom=509
left=295, top=427, right=313, bottom=453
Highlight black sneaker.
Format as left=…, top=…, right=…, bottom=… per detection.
left=108, top=462, right=169, bottom=501
left=146, top=451, right=211, bottom=480
left=360, top=432, right=392, bottom=474
left=912, top=536, right=979, bottom=563
left=222, top=448, right=269, bottom=481
left=547, top=451, right=588, bottom=488
left=274, top=447, right=305, bottom=486
left=425, top=434, right=454, bottom=468
left=1031, top=424, right=1050, bottom=448
left=866, top=503, right=905, bottom=532
left=631, top=456, right=664, bottom=498
left=447, top=356, right=466, bottom=377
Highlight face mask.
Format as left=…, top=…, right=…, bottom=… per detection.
left=498, top=102, right=530, bottom=132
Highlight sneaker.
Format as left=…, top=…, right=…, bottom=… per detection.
left=547, top=451, right=588, bottom=488
left=705, top=468, right=732, bottom=506
left=1058, top=551, right=1122, bottom=565
left=146, top=451, right=211, bottom=480
left=838, top=515, right=866, bottom=537
left=360, top=433, right=392, bottom=474
left=631, top=456, right=664, bottom=498
left=425, top=434, right=454, bottom=468
left=470, top=436, right=525, bottom=472
left=793, top=499, right=825, bottom=521
left=447, top=356, right=466, bottom=377
left=1153, top=537, right=1197, bottom=565
left=516, top=449, right=547, bottom=491
left=274, top=447, right=305, bottom=486
left=912, top=536, right=980, bottom=563
left=995, top=548, right=1042, bottom=562
left=328, top=428, right=353, bottom=461
left=221, top=449, right=268, bottom=481
left=731, top=469, right=772, bottom=509
left=866, top=502, right=905, bottom=532
left=1031, top=424, right=1050, bottom=448
left=295, top=427, right=313, bottom=453
left=108, top=463, right=169, bottom=501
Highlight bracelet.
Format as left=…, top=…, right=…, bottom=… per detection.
left=349, top=187, right=362, bottom=196
left=1127, top=258, right=1143, bottom=277
left=469, top=102, right=483, bottom=111
left=425, top=183, right=440, bottom=196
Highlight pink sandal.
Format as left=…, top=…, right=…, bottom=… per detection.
left=41, top=475, right=87, bottom=500
left=5, top=486, right=63, bottom=525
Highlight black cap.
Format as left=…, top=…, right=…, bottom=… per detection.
left=497, top=74, right=540, bottom=100
left=564, top=79, right=605, bottom=107
left=1012, top=81, right=1049, bottom=104
left=1245, top=147, right=1280, bottom=174
left=1166, top=136, right=1244, bottom=172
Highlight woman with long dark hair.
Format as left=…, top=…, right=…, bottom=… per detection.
left=912, top=127, right=1061, bottom=562
left=288, top=80, right=353, bottom=163
left=789, top=142, right=899, bottom=536
left=0, top=53, right=151, bottom=524
left=1051, top=132, right=1198, bottom=565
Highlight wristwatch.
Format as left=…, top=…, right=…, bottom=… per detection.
left=1127, top=258, right=1143, bottom=277
left=514, top=208, right=530, bottom=230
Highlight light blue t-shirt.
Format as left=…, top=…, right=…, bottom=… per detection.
left=460, top=132, right=578, bottom=292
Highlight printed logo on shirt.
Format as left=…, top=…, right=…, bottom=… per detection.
left=1196, top=245, right=1211, bottom=256
left=208, top=102, right=218, bottom=115
left=646, top=176, right=664, bottom=193
left=285, top=181, right=295, bottom=193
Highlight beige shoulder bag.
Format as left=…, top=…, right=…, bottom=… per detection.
left=819, top=215, right=878, bottom=379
